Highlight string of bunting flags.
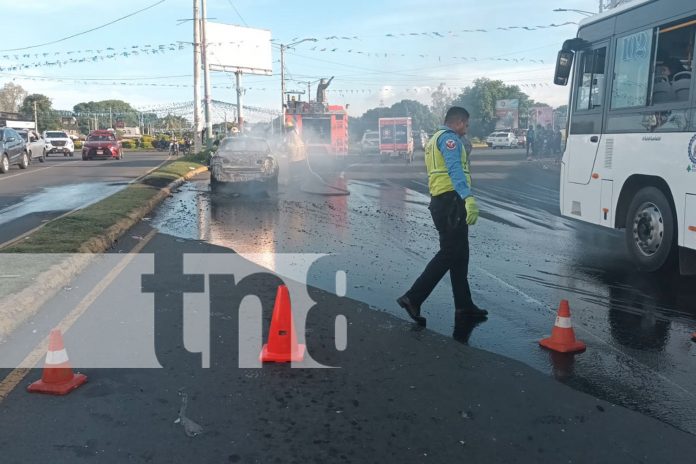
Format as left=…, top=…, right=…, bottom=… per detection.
left=326, top=82, right=552, bottom=96
left=0, top=34, right=554, bottom=72
left=287, top=21, right=577, bottom=42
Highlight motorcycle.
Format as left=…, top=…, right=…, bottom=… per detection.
left=169, top=141, right=180, bottom=156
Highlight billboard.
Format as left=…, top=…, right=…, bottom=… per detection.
left=205, top=23, right=272, bottom=75
left=530, top=106, right=554, bottom=129
left=495, top=99, right=519, bottom=129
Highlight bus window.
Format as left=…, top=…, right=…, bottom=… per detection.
left=612, top=29, right=653, bottom=108
left=650, top=19, right=695, bottom=105
left=575, top=47, right=607, bottom=111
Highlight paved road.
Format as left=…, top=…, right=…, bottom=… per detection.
left=0, top=147, right=695, bottom=462
left=147, top=147, right=696, bottom=435
left=0, top=151, right=171, bottom=246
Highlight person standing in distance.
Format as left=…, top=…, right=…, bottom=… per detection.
left=397, top=106, right=487, bottom=326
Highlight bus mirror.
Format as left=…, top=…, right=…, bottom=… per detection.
left=554, top=50, right=574, bottom=86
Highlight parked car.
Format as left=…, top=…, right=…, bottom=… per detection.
left=486, top=131, right=518, bottom=149
left=81, top=130, right=123, bottom=160
left=360, top=130, right=379, bottom=154
left=209, top=136, right=279, bottom=194
left=43, top=130, right=74, bottom=157
left=0, top=127, right=29, bottom=173
left=17, top=129, right=46, bottom=163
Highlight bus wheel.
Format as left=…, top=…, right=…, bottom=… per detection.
left=624, top=186, right=675, bottom=272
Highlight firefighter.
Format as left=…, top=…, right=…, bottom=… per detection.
left=397, top=106, right=487, bottom=326
left=283, top=121, right=306, bottom=181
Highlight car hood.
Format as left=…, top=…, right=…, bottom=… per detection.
left=213, top=151, right=274, bottom=167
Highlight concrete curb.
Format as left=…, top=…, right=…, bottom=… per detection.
left=0, top=165, right=208, bottom=341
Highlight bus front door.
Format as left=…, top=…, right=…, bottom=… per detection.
left=567, top=43, right=608, bottom=184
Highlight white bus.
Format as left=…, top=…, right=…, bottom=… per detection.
left=553, top=0, right=696, bottom=274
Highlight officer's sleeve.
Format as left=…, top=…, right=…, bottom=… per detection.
left=437, top=133, right=471, bottom=199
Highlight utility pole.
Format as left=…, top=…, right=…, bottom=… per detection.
left=109, top=107, right=113, bottom=129
left=200, top=0, right=213, bottom=148
left=235, top=71, right=244, bottom=132
left=599, top=0, right=603, bottom=13
left=33, top=101, right=38, bottom=132
left=307, top=81, right=311, bottom=103
left=193, top=0, right=202, bottom=153
left=280, top=44, right=286, bottom=134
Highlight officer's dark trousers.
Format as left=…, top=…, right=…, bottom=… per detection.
left=405, top=191, right=475, bottom=310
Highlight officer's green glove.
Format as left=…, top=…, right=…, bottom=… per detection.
left=465, top=196, right=479, bottom=225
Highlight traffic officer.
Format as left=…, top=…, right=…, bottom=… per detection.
left=397, top=106, right=487, bottom=326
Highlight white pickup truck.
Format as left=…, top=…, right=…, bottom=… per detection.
left=17, top=129, right=46, bottom=163
left=43, top=130, right=74, bottom=157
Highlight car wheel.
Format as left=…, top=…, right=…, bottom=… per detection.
left=39, top=150, right=45, bottom=163
left=0, top=154, right=9, bottom=173
left=624, top=186, right=676, bottom=272
left=19, top=152, right=29, bottom=169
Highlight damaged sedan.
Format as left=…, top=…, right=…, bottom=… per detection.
left=209, top=136, right=279, bottom=194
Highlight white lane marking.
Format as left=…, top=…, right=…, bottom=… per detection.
left=0, top=165, right=58, bottom=182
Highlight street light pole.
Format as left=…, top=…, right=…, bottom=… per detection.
left=200, top=0, right=213, bottom=148
left=193, top=0, right=202, bottom=153
left=552, top=7, right=595, bottom=16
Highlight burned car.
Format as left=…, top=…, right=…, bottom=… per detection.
left=209, top=136, right=279, bottom=194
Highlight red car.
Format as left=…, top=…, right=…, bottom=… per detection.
left=82, top=130, right=123, bottom=160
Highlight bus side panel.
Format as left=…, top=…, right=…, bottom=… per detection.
left=561, top=177, right=603, bottom=225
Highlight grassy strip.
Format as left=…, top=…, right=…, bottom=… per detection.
left=2, top=156, right=206, bottom=254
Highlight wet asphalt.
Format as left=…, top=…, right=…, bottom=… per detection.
left=1, top=147, right=695, bottom=462
left=0, top=151, right=170, bottom=246
left=148, top=148, right=696, bottom=435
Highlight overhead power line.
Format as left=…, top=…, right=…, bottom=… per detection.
left=0, top=0, right=168, bottom=52
left=226, top=0, right=248, bottom=26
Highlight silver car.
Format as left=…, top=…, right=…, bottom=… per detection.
left=209, top=136, right=279, bottom=194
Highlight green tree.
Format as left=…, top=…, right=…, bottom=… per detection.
left=20, top=94, right=61, bottom=132
left=73, top=99, right=140, bottom=132
left=452, top=78, right=537, bottom=139
left=0, top=82, right=28, bottom=113
left=431, top=83, right=455, bottom=122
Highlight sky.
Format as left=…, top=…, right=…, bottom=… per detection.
left=0, top=0, right=603, bottom=123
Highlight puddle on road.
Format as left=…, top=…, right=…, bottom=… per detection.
left=0, top=182, right=127, bottom=226
left=150, top=177, right=696, bottom=435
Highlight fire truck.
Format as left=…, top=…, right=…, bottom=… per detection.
left=284, top=100, right=348, bottom=156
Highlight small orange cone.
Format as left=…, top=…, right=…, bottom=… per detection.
left=260, top=285, right=306, bottom=363
left=27, top=329, right=87, bottom=395
left=539, top=300, right=586, bottom=354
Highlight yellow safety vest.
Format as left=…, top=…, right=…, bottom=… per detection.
left=424, top=129, right=472, bottom=197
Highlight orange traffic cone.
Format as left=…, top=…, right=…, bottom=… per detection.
left=27, top=329, right=87, bottom=395
left=539, top=300, right=586, bottom=354
left=260, top=285, right=306, bottom=363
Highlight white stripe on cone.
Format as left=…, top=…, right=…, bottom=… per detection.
left=45, top=349, right=69, bottom=365
left=555, top=316, right=572, bottom=329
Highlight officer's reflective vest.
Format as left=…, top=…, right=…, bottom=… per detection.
left=425, top=129, right=472, bottom=197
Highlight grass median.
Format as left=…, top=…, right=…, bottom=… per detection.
left=2, top=154, right=207, bottom=254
